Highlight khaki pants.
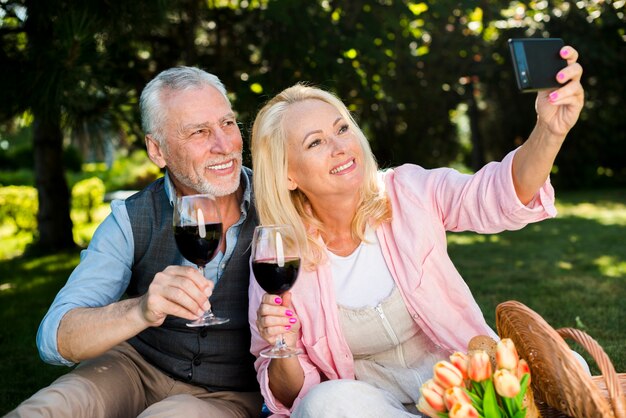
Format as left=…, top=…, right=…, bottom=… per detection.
left=6, top=342, right=263, bottom=418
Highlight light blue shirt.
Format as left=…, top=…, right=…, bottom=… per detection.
left=36, top=169, right=253, bottom=366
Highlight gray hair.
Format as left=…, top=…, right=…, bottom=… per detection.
left=139, top=66, right=229, bottom=145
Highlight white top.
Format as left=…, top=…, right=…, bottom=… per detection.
left=327, top=227, right=395, bottom=308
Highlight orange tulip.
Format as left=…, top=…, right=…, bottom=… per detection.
left=443, top=386, right=472, bottom=410
left=468, top=350, right=492, bottom=382
left=516, top=358, right=531, bottom=383
left=417, top=396, right=443, bottom=418
left=449, top=402, right=480, bottom=418
left=420, top=379, right=446, bottom=412
left=493, top=369, right=521, bottom=398
left=434, top=360, right=464, bottom=389
left=496, top=338, right=519, bottom=371
left=449, top=351, right=469, bottom=380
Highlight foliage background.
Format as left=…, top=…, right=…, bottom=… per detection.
left=0, top=0, right=624, bottom=414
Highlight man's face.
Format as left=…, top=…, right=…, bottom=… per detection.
left=147, top=85, right=243, bottom=197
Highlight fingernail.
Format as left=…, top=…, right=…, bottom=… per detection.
left=197, top=309, right=205, bottom=316
left=203, top=301, right=211, bottom=311
left=549, top=92, right=558, bottom=102
left=274, top=297, right=282, bottom=304
left=285, top=325, right=292, bottom=331
left=561, top=48, right=569, bottom=57
left=289, top=317, right=297, bottom=324
left=557, top=72, right=565, bottom=81
left=285, top=310, right=293, bottom=316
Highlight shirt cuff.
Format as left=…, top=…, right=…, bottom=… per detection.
left=36, top=305, right=77, bottom=367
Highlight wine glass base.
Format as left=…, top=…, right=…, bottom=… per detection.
left=186, top=316, right=230, bottom=327
left=259, top=346, right=302, bottom=359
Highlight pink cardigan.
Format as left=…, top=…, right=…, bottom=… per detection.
left=248, top=149, right=556, bottom=416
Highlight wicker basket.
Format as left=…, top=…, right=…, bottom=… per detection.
left=496, top=300, right=625, bottom=418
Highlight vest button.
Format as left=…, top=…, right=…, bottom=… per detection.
left=200, top=328, right=208, bottom=338
left=193, top=358, right=201, bottom=366
left=186, top=372, right=192, bottom=381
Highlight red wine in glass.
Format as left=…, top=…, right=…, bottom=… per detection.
left=251, top=225, right=302, bottom=358
left=173, top=194, right=229, bottom=327
left=252, top=257, right=300, bottom=295
left=174, top=223, right=222, bottom=268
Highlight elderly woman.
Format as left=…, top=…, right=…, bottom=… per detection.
left=249, top=47, right=584, bottom=417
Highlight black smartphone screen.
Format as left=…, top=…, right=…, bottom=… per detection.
left=508, top=38, right=566, bottom=93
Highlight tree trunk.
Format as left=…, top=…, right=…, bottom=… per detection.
left=33, top=107, right=75, bottom=251
left=468, top=79, right=486, bottom=171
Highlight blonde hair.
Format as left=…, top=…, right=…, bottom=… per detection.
left=251, top=83, right=391, bottom=268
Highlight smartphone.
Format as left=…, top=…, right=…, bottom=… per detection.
left=508, top=38, right=566, bottom=93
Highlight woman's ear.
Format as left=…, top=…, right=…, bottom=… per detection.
left=145, top=135, right=167, bottom=169
left=287, top=176, right=298, bottom=191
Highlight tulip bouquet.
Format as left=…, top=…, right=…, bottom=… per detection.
left=417, top=338, right=532, bottom=418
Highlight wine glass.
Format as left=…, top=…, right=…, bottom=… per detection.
left=251, top=224, right=302, bottom=358
left=173, top=194, right=229, bottom=327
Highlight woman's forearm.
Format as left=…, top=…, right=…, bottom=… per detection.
left=512, top=122, right=565, bottom=205
left=268, top=356, right=305, bottom=407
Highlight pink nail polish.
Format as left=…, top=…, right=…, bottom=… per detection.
left=549, top=92, right=558, bottom=101
left=285, top=325, right=291, bottom=331
left=561, top=49, right=569, bottom=57
left=274, top=297, right=282, bottom=304
left=289, top=317, right=297, bottom=324
left=557, top=72, right=565, bottom=80
left=285, top=310, right=293, bottom=316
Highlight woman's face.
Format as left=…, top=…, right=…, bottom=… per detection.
left=284, top=99, right=365, bottom=203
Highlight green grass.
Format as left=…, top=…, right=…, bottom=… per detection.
left=0, top=251, right=81, bottom=413
left=448, top=188, right=626, bottom=375
left=0, top=189, right=624, bottom=414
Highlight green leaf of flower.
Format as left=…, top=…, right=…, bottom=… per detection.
left=482, top=379, right=501, bottom=418
left=464, top=387, right=484, bottom=414
left=514, top=373, right=530, bottom=410
left=502, top=396, right=516, bottom=417
left=472, top=380, right=485, bottom=398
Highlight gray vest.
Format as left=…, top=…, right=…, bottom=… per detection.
left=124, top=173, right=258, bottom=392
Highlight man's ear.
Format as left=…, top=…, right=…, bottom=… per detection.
left=145, top=135, right=167, bottom=168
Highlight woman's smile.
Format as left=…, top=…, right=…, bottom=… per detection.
left=330, top=158, right=356, bottom=175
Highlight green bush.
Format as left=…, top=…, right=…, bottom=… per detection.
left=106, top=150, right=162, bottom=191
left=71, top=177, right=105, bottom=223
left=66, top=150, right=162, bottom=192
left=0, top=186, right=38, bottom=232
left=0, top=169, right=35, bottom=186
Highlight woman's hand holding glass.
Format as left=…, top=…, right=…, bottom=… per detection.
left=252, top=224, right=302, bottom=358
left=255, top=291, right=301, bottom=355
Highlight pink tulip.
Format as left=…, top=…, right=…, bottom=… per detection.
left=420, top=379, right=446, bottom=412
left=417, top=396, right=443, bottom=418
left=434, top=360, right=465, bottom=389
left=443, top=386, right=472, bottom=410
left=516, top=358, right=531, bottom=383
left=449, top=351, right=469, bottom=380
left=449, top=402, right=480, bottom=418
left=496, top=338, right=519, bottom=371
left=493, top=369, right=521, bottom=398
left=467, top=350, right=492, bottom=382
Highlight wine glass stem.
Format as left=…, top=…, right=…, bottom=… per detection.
left=198, top=265, right=215, bottom=319
left=275, top=334, right=287, bottom=351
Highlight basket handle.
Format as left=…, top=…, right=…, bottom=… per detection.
left=556, top=327, right=625, bottom=418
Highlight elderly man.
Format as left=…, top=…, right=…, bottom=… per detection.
left=7, top=67, right=262, bottom=417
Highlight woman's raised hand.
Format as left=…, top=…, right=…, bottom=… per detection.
left=535, top=45, right=584, bottom=138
